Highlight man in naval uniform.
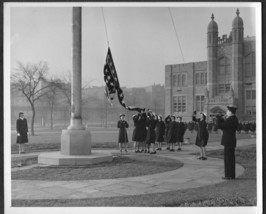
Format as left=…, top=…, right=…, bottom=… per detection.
left=216, top=105, right=239, bottom=180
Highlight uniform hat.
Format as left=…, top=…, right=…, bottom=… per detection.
left=227, top=105, right=237, bottom=110
left=120, top=114, right=125, bottom=117
left=200, top=112, right=207, bottom=117
left=227, top=105, right=237, bottom=113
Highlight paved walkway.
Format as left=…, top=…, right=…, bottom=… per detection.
left=11, top=138, right=255, bottom=200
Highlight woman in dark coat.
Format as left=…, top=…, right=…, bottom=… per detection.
left=16, top=112, right=29, bottom=154
left=117, top=114, right=129, bottom=153
left=192, top=111, right=209, bottom=160
left=155, top=115, right=165, bottom=150
left=164, top=115, right=171, bottom=150
left=145, top=111, right=158, bottom=154
left=167, top=116, right=176, bottom=151
left=176, top=116, right=186, bottom=151
left=132, top=110, right=147, bottom=153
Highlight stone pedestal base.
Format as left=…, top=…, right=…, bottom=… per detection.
left=38, top=151, right=113, bottom=166
left=61, top=129, right=91, bottom=155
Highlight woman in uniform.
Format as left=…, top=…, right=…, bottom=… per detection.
left=192, top=111, right=209, bottom=160
left=16, top=112, right=29, bottom=154
left=117, top=114, right=129, bottom=153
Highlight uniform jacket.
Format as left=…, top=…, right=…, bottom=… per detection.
left=132, top=113, right=147, bottom=142
left=156, top=120, right=165, bottom=142
left=192, top=116, right=209, bottom=147
left=217, top=115, right=239, bottom=148
left=16, top=118, right=28, bottom=144
left=167, top=121, right=177, bottom=143
left=145, top=115, right=157, bottom=144
left=117, top=120, right=129, bottom=143
left=175, top=122, right=186, bottom=143
left=164, top=116, right=171, bottom=142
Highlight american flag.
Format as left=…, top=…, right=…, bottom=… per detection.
left=103, top=47, right=145, bottom=112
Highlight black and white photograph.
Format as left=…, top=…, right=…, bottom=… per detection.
left=4, top=2, right=262, bottom=214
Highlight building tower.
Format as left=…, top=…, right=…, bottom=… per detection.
left=207, top=13, right=218, bottom=98
left=232, top=8, right=244, bottom=116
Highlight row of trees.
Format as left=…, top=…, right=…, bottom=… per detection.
left=11, top=61, right=73, bottom=135
left=185, top=121, right=256, bottom=134
left=11, top=61, right=165, bottom=135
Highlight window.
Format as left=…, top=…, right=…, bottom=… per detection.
left=173, top=73, right=186, bottom=87
left=245, top=52, right=255, bottom=77
left=173, top=95, right=186, bottom=113
left=200, top=73, right=204, bottom=85
left=218, top=56, right=231, bottom=75
left=195, top=72, right=207, bottom=85
left=246, top=106, right=256, bottom=116
left=196, top=95, right=205, bottom=112
left=182, top=74, right=186, bottom=86
left=196, top=73, right=199, bottom=85
left=246, top=90, right=256, bottom=100
left=219, top=84, right=225, bottom=93
left=225, top=84, right=231, bottom=92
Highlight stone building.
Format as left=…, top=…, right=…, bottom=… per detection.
left=165, top=9, right=256, bottom=121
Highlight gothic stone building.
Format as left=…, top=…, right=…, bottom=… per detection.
left=165, top=9, right=256, bottom=121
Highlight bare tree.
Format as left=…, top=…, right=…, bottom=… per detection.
left=43, top=78, right=61, bottom=130
left=11, top=61, right=50, bottom=135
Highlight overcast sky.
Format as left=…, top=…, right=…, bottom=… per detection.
left=9, top=3, right=258, bottom=88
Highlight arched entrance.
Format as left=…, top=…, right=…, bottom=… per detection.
left=210, top=106, right=226, bottom=114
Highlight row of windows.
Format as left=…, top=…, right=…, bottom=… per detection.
left=173, top=95, right=255, bottom=114
left=246, top=90, right=256, bottom=100
left=172, top=74, right=186, bottom=87
left=173, top=95, right=205, bottom=113
left=173, top=95, right=186, bottom=113
left=196, top=95, right=205, bottom=112
left=218, top=84, right=231, bottom=94
left=195, top=72, right=207, bottom=85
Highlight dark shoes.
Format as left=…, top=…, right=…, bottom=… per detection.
left=197, top=157, right=207, bottom=160
left=156, top=148, right=162, bottom=151
left=150, top=151, right=156, bottom=154
left=166, top=147, right=170, bottom=150
left=222, top=177, right=235, bottom=180
left=170, top=149, right=175, bottom=152
left=177, top=148, right=181, bottom=151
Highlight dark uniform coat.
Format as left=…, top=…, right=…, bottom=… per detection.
left=193, top=116, right=209, bottom=147
left=164, top=116, right=171, bottom=143
left=145, top=116, right=157, bottom=144
left=117, top=120, right=129, bottom=143
left=156, top=120, right=165, bottom=142
left=132, top=113, right=147, bottom=142
left=167, top=121, right=177, bottom=143
left=217, top=115, right=239, bottom=178
left=16, top=118, right=28, bottom=144
left=175, top=122, right=186, bottom=143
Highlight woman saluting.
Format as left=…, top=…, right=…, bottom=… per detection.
left=192, top=111, right=209, bottom=160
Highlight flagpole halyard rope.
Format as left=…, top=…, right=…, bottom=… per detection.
left=168, top=7, right=185, bottom=63
left=102, top=7, right=110, bottom=47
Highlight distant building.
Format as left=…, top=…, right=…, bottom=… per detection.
left=165, top=9, right=256, bottom=121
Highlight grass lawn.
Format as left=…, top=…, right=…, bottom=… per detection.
left=11, top=145, right=256, bottom=207
left=11, top=130, right=252, bottom=154
left=12, top=155, right=183, bottom=180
